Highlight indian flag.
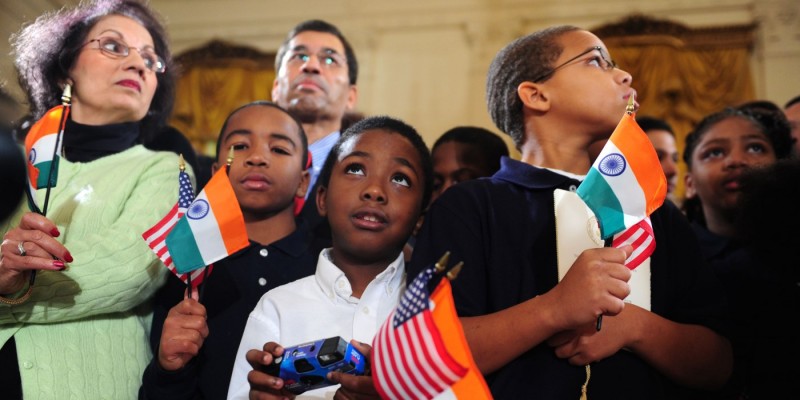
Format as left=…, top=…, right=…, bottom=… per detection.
left=25, top=105, right=69, bottom=192
left=577, top=113, right=667, bottom=240
left=165, top=167, right=248, bottom=274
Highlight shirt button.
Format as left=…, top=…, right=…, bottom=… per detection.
left=259, top=249, right=269, bottom=257
left=337, top=281, right=346, bottom=289
left=362, top=307, right=370, bottom=314
left=23, top=361, right=33, bottom=369
left=569, top=184, right=577, bottom=192
left=258, top=278, right=267, bottom=286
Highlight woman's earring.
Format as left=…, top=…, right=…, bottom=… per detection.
left=61, top=83, right=72, bottom=106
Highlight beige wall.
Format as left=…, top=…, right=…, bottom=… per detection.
left=2, top=0, right=798, bottom=150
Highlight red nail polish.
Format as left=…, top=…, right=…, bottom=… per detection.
left=53, top=260, right=65, bottom=270
left=64, top=252, right=73, bottom=263
left=51, top=228, right=60, bottom=237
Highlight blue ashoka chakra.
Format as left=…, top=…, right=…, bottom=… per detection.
left=598, top=153, right=626, bottom=176
left=29, top=148, right=37, bottom=164
left=187, top=199, right=210, bottom=220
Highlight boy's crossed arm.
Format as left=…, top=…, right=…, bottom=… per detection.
left=462, top=245, right=632, bottom=374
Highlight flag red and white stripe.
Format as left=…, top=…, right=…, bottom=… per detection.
left=372, top=268, right=469, bottom=400
left=142, top=168, right=211, bottom=288
left=611, top=218, right=655, bottom=270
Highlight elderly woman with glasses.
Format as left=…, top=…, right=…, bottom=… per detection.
left=0, top=1, right=184, bottom=398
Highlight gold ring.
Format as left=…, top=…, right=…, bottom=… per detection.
left=18, top=241, right=26, bottom=257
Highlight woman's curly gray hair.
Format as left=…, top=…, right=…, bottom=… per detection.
left=11, top=0, right=175, bottom=141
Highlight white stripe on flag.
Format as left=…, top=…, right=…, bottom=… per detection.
left=186, top=191, right=227, bottom=265
left=143, top=210, right=181, bottom=247
left=384, top=313, right=426, bottom=399
left=375, top=311, right=463, bottom=399
left=597, top=140, right=647, bottom=227
left=612, top=218, right=655, bottom=270
left=31, top=134, right=61, bottom=165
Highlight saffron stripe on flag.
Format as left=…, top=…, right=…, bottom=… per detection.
left=204, top=175, right=248, bottom=254
left=429, top=278, right=493, bottom=399
left=611, top=116, right=667, bottom=216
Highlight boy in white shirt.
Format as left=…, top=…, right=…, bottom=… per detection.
left=227, top=116, right=433, bottom=399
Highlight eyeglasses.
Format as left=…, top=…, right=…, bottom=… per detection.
left=85, top=37, right=166, bottom=74
left=532, top=46, right=616, bottom=83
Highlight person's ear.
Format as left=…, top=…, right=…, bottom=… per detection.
left=684, top=172, right=696, bottom=199
left=296, top=170, right=310, bottom=199
left=345, top=84, right=358, bottom=111
left=316, top=184, right=328, bottom=217
left=271, top=79, right=280, bottom=101
left=211, top=162, right=220, bottom=175
left=517, top=81, right=550, bottom=113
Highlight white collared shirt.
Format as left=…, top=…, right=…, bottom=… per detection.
left=227, top=249, right=406, bottom=399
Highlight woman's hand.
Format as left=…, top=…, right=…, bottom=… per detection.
left=0, top=212, right=71, bottom=294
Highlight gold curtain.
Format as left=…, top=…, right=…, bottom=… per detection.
left=594, top=15, right=756, bottom=200
left=169, top=40, right=276, bottom=156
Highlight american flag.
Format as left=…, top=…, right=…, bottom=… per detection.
left=612, top=217, right=655, bottom=270
left=142, top=168, right=211, bottom=288
left=372, top=266, right=468, bottom=400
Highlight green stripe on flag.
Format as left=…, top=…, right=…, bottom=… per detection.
left=35, top=158, right=59, bottom=188
left=577, top=173, right=625, bottom=238
left=165, top=217, right=206, bottom=274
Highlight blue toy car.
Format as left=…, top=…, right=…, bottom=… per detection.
left=265, top=336, right=368, bottom=394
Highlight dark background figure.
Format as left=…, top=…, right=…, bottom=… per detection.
left=0, top=87, right=25, bottom=221
left=682, top=104, right=792, bottom=259
left=784, top=95, right=800, bottom=156
left=707, top=159, right=800, bottom=399
left=403, top=125, right=508, bottom=261
left=681, top=102, right=792, bottom=399
left=145, top=125, right=204, bottom=186
left=0, top=131, right=26, bottom=222
left=429, top=125, right=509, bottom=205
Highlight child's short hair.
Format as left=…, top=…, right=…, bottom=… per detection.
left=636, top=116, right=675, bottom=136
left=214, top=100, right=308, bottom=168
left=432, top=126, right=509, bottom=175
left=318, top=115, right=433, bottom=210
left=485, top=25, right=580, bottom=148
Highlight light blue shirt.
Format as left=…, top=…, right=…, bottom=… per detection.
left=307, top=131, right=341, bottom=200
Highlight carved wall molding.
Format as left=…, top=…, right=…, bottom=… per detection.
left=594, top=14, right=756, bottom=49
left=175, top=39, right=275, bottom=71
